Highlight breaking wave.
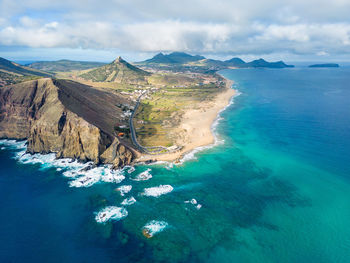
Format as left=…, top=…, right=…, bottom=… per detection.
left=142, top=220, right=168, bottom=238
left=95, top=206, right=128, bottom=223
left=0, top=139, right=27, bottom=151
left=185, top=198, right=202, bottom=210
left=116, top=185, right=132, bottom=196
left=0, top=139, right=126, bottom=188
left=130, top=168, right=152, bottom=181
left=65, top=165, right=125, bottom=188
left=121, top=196, right=136, bottom=206
left=126, top=166, right=135, bottom=174
left=141, top=185, right=173, bottom=197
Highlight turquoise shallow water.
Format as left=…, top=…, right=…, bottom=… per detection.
left=0, top=68, right=350, bottom=262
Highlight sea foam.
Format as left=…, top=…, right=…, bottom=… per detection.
left=121, top=196, right=136, bottom=206
left=141, top=185, right=173, bottom=197
left=95, top=206, right=128, bottom=223
left=131, top=168, right=152, bottom=181
left=116, top=185, right=132, bottom=196
left=1, top=140, right=126, bottom=188
left=126, top=166, right=135, bottom=174
left=0, top=139, right=27, bottom=150
left=185, top=198, right=202, bottom=210
left=142, top=220, right=168, bottom=238
left=65, top=165, right=125, bottom=188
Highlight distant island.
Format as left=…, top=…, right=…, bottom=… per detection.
left=137, top=52, right=294, bottom=72
left=309, top=63, right=339, bottom=68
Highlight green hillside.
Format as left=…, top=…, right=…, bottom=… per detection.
left=0, top=57, right=51, bottom=77
left=27, top=59, right=107, bottom=72
left=0, top=57, right=52, bottom=87
left=80, top=57, right=151, bottom=84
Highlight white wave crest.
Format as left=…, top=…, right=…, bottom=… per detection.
left=11, top=144, right=93, bottom=172
left=0, top=139, right=27, bottom=150
left=131, top=168, right=152, bottom=181
left=141, top=185, right=173, bottom=197
left=127, top=166, right=135, bottom=174
left=185, top=198, right=197, bottom=205
left=95, top=206, right=128, bottom=223
left=121, top=196, right=136, bottom=206
left=1, top=140, right=127, bottom=188
left=185, top=198, right=202, bottom=210
left=116, top=185, right=132, bottom=196
left=67, top=166, right=125, bottom=188
left=142, top=220, right=168, bottom=238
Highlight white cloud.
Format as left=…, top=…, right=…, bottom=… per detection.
left=0, top=0, right=350, bottom=58
left=317, top=51, right=329, bottom=56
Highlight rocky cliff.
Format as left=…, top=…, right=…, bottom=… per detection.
left=0, top=78, right=136, bottom=168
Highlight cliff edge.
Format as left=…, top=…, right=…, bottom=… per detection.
left=0, top=78, right=135, bottom=167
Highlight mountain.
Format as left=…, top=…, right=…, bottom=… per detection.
left=309, top=63, right=339, bottom=68
left=225, top=57, right=246, bottom=67
left=0, top=57, right=51, bottom=76
left=142, top=53, right=177, bottom=64
left=0, top=78, right=134, bottom=167
left=166, top=52, right=205, bottom=63
left=245, top=59, right=294, bottom=68
left=192, top=58, right=228, bottom=68
left=0, top=57, right=52, bottom=87
left=138, top=53, right=294, bottom=70
left=140, top=52, right=205, bottom=64
left=26, top=59, right=107, bottom=72
left=80, top=57, right=151, bottom=84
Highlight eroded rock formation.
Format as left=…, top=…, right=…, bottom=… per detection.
left=0, top=78, right=135, bottom=168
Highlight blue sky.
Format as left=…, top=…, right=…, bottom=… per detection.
left=0, top=0, right=350, bottom=62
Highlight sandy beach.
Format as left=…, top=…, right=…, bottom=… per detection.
left=137, top=77, right=236, bottom=163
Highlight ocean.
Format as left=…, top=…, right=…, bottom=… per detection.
left=0, top=67, right=349, bottom=262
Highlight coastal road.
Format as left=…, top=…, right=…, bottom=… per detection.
left=129, top=93, right=168, bottom=154
left=129, top=94, right=145, bottom=152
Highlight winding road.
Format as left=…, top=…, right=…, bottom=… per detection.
left=129, top=93, right=169, bottom=154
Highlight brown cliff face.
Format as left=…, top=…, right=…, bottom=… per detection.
left=0, top=78, right=135, bottom=168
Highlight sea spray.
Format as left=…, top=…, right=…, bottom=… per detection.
left=121, top=197, right=137, bottom=206
left=130, top=168, right=152, bottom=181
left=185, top=198, right=202, bottom=210
left=1, top=139, right=126, bottom=188
left=141, top=185, right=173, bottom=197
left=116, top=185, right=132, bottom=196
left=95, top=206, right=128, bottom=223
left=142, top=220, right=169, bottom=238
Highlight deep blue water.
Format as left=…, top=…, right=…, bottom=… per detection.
left=1, top=67, right=350, bottom=262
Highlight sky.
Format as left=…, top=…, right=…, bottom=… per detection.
left=0, top=0, right=350, bottom=62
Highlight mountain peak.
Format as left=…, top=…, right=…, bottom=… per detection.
left=113, top=56, right=125, bottom=64
left=81, top=56, right=150, bottom=83
left=153, top=53, right=166, bottom=59
left=141, top=52, right=205, bottom=64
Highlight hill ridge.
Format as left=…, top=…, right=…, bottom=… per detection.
left=80, top=56, right=150, bottom=83
left=138, top=52, right=294, bottom=69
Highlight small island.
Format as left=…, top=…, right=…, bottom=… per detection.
left=309, top=63, right=339, bottom=68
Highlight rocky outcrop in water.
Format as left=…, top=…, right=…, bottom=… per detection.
left=0, top=78, right=135, bottom=167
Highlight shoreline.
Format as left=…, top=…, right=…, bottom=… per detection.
left=137, top=76, right=237, bottom=163
left=0, top=75, right=237, bottom=169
